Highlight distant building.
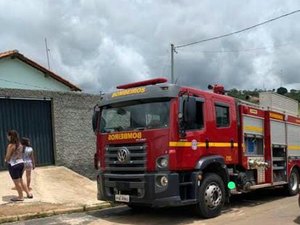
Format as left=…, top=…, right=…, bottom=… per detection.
left=0, top=50, right=81, bottom=92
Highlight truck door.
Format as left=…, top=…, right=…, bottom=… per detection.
left=177, top=95, right=206, bottom=169
left=205, top=97, right=238, bottom=164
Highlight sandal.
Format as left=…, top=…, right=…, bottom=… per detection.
left=11, top=198, right=24, bottom=202
left=27, top=194, right=33, bottom=199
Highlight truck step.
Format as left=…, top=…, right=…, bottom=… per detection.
left=249, top=183, right=272, bottom=190
left=180, top=199, right=197, bottom=205
left=273, top=181, right=287, bottom=186
left=272, top=157, right=285, bottom=161
left=179, top=182, right=193, bottom=186
left=273, top=166, right=285, bottom=170
left=230, top=189, right=242, bottom=195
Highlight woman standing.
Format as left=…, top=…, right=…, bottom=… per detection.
left=4, top=130, right=33, bottom=201
left=21, top=137, right=35, bottom=191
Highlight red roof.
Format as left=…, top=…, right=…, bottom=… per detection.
left=0, top=50, right=81, bottom=91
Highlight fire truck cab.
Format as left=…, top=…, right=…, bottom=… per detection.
left=93, top=78, right=300, bottom=218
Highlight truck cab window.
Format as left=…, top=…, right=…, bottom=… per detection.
left=186, top=99, right=204, bottom=130
left=100, top=99, right=170, bottom=133
left=215, top=104, right=230, bottom=127
left=101, top=109, right=131, bottom=132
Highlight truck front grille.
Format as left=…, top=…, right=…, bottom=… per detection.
left=105, top=143, right=147, bottom=174
left=104, top=143, right=147, bottom=197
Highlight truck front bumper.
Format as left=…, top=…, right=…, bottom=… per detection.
left=97, top=172, right=194, bottom=207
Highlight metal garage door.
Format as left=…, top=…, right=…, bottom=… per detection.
left=0, top=98, right=54, bottom=170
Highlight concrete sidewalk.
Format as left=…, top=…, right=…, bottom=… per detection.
left=0, top=166, right=110, bottom=223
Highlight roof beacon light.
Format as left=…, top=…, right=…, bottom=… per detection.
left=208, top=84, right=225, bottom=95
left=117, top=77, right=168, bottom=89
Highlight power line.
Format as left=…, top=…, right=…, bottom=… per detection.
left=188, top=42, right=293, bottom=54
left=175, top=9, right=300, bottom=49
left=170, top=9, right=300, bottom=83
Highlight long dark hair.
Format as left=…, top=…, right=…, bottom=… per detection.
left=7, top=130, right=20, bottom=145
left=21, top=137, right=31, bottom=147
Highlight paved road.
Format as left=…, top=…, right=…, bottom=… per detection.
left=4, top=189, right=300, bottom=225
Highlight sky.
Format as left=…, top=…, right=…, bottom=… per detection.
left=1, top=0, right=300, bottom=93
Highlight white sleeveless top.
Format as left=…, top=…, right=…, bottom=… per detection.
left=23, top=146, right=33, bottom=163
left=9, top=144, right=24, bottom=166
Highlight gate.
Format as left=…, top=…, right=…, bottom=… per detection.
left=0, top=98, right=54, bottom=170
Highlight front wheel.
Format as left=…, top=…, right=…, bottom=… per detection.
left=286, top=168, right=299, bottom=196
left=194, top=173, right=225, bottom=218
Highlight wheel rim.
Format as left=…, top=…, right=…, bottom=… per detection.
left=290, top=172, right=298, bottom=191
left=204, top=182, right=222, bottom=209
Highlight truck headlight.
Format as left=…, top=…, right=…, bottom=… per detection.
left=156, top=156, right=169, bottom=169
left=156, top=175, right=169, bottom=187
left=160, top=176, right=168, bottom=187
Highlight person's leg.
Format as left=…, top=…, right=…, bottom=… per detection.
left=20, top=178, right=32, bottom=197
left=9, top=164, right=23, bottom=200
left=12, top=179, right=24, bottom=200
left=18, top=163, right=32, bottom=198
left=8, top=164, right=17, bottom=190
left=26, top=168, right=32, bottom=190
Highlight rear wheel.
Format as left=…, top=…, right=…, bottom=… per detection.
left=286, top=168, right=299, bottom=196
left=194, top=173, right=225, bottom=218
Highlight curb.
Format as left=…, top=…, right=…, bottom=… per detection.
left=0, top=216, right=18, bottom=224
left=0, top=202, right=112, bottom=224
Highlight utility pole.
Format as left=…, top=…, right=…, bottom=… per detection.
left=171, top=43, right=176, bottom=83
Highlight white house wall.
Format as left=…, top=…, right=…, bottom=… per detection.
left=0, top=58, right=71, bottom=92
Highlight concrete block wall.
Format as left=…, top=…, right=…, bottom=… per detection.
left=0, top=88, right=100, bottom=179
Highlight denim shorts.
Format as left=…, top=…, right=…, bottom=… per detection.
left=8, top=163, right=24, bottom=180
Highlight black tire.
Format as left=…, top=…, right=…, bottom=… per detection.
left=194, top=173, right=225, bottom=218
left=286, top=168, right=299, bottom=196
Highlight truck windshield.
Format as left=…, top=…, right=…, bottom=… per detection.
left=100, top=99, right=170, bottom=133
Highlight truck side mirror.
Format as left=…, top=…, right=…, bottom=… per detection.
left=92, top=105, right=100, bottom=133
left=179, top=97, right=197, bottom=137
left=92, top=112, right=98, bottom=133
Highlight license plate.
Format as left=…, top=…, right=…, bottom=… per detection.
left=115, top=194, right=130, bottom=203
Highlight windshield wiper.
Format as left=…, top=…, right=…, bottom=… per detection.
left=104, top=126, right=124, bottom=132
left=134, top=127, right=146, bottom=131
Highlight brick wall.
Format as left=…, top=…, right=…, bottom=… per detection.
left=0, top=88, right=100, bottom=179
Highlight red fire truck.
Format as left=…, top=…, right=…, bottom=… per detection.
left=93, top=78, right=300, bottom=218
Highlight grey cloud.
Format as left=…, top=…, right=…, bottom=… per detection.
left=1, top=0, right=300, bottom=93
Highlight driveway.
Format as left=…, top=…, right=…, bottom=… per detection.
left=0, top=166, right=109, bottom=221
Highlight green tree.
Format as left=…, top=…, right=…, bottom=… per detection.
left=277, top=87, right=288, bottom=95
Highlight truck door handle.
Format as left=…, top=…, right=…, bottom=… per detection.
left=205, top=139, right=209, bottom=149
left=230, top=139, right=234, bottom=149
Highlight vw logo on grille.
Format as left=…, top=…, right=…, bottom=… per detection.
left=117, top=147, right=130, bottom=163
